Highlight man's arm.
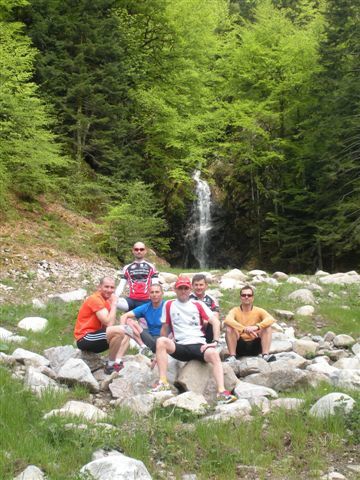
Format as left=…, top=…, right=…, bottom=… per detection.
left=207, top=314, right=221, bottom=341
left=256, top=309, right=276, bottom=329
left=96, top=294, right=118, bottom=327
left=223, top=308, right=245, bottom=333
left=115, top=278, right=127, bottom=297
left=120, top=311, right=136, bottom=325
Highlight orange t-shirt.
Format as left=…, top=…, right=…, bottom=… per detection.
left=74, top=291, right=110, bottom=340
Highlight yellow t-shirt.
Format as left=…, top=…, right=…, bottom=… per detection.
left=224, top=306, right=275, bottom=341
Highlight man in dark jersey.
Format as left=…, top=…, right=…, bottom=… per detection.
left=116, top=241, right=159, bottom=312
left=190, top=273, right=220, bottom=343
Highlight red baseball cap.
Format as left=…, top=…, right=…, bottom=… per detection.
left=175, top=276, right=191, bottom=288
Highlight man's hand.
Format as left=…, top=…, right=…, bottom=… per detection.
left=200, top=342, right=217, bottom=353
left=110, top=293, right=118, bottom=306
left=243, top=325, right=260, bottom=338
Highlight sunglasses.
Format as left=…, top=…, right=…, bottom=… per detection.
left=241, top=293, right=253, bottom=298
left=134, top=248, right=145, bottom=252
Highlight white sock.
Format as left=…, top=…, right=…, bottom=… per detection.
left=115, top=358, right=123, bottom=364
left=108, top=360, right=115, bottom=366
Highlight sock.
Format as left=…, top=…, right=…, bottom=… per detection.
left=115, top=358, right=123, bottom=364
left=108, top=360, right=115, bottom=366
left=160, top=376, right=168, bottom=384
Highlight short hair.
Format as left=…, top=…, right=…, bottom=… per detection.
left=240, top=285, right=254, bottom=296
left=150, top=283, right=163, bottom=292
left=192, top=274, right=207, bottom=285
left=99, top=276, right=115, bottom=286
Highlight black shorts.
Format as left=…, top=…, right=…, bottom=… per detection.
left=77, top=328, right=108, bottom=353
left=236, top=337, right=262, bottom=357
left=170, top=343, right=206, bottom=362
left=204, top=323, right=214, bottom=343
left=126, top=297, right=149, bottom=310
left=140, top=330, right=159, bottom=353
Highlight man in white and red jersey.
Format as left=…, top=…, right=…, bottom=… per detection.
left=116, top=241, right=159, bottom=312
left=151, top=276, right=237, bottom=405
left=190, top=273, right=220, bottom=343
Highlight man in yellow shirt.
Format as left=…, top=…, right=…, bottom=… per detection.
left=224, top=285, right=276, bottom=363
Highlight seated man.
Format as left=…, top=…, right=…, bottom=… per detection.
left=224, top=285, right=276, bottom=363
left=189, top=273, right=220, bottom=343
left=74, top=277, right=130, bottom=374
left=151, top=276, right=237, bottom=405
left=120, top=283, right=165, bottom=356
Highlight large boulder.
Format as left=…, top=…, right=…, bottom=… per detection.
left=331, top=370, right=360, bottom=390
left=57, top=358, right=99, bottom=392
left=163, top=391, right=208, bottom=415
left=244, top=368, right=310, bottom=392
left=288, top=289, right=315, bottom=304
left=14, top=465, right=46, bottom=480
left=296, top=306, right=315, bottom=316
left=44, top=400, right=106, bottom=422
left=319, top=272, right=360, bottom=285
left=80, top=453, right=152, bottom=480
left=24, top=366, right=62, bottom=395
left=292, top=339, right=318, bottom=357
left=119, top=392, right=174, bottom=416
left=221, top=269, right=248, bottom=281
left=333, top=334, right=355, bottom=348
left=43, top=345, right=78, bottom=373
left=309, top=392, right=355, bottom=418
left=234, top=381, right=278, bottom=400
left=48, top=288, right=87, bottom=303
left=273, top=309, right=294, bottom=321
left=12, top=348, right=50, bottom=367
left=206, top=399, right=252, bottom=422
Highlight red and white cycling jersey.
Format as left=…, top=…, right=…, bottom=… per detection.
left=121, top=260, right=158, bottom=301
left=161, top=299, right=214, bottom=345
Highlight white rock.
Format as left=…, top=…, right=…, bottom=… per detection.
left=296, top=305, right=315, bottom=316
left=209, top=398, right=252, bottom=421
left=234, top=381, right=278, bottom=399
left=80, top=453, right=152, bottom=480
left=272, top=272, right=288, bottom=280
left=219, top=278, right=245, bottom=290
left=44, top=400, right=106, bottom=422
left=331, top=370, right=360, bottom=389
left=287, top=276, right=305, bottom=285
left=17, top=317, right=48, bottom=332
left=14, top=465, right=46, bottom=479
left=310, top=392, right=355, bottom=418
left=163, top=391, right=208, bottom=415
left=163, top=291, right=177, bottom=298
left=12, top=348, right=50, bottom=367
left=158, top=272, right=178, bottom=283
left=288, top=289, right=315, bottom=304
left=24, top=366, right=61, bottom=394
left=333, top=334, right=355, bottom=348
left=315, top=270, right=329, bottom=277
left=306, top=363, right=339, bottom=376
left=283, top=327, right=296, bottom=339
left=221, top=269, right=248, bottom=281
left=57, top=358, right=99, bottom=392
left=332, top=358, right=360, bottom=370
left=43, top=345, right=78, bottom=373
left=273, top=309, right=294, bottom=321
left=0, top=327, right=15, bottom=340
left=293, top=340, right=318, bottom=357
left=8, top=335, right=27, bottom=343
left=352, top=343, right=360, bottom=355
left=120, top=392, right=173, bottom=416
left=248, top=270, right=267, bottom=277
left=321, top=473, right=347, bottom=480
left=48, top=288, right=87, bottom=303
left=319, top=272, right=360, bottom=285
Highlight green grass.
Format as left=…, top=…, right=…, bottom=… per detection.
left=1, top=275, right=359, bottom=479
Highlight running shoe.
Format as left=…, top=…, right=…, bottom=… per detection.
left=150, top=381, right=172, bottom=393
left=139, top=345, right=153, bottom=358
left=217, top=390, right=237, bottom=405
left=224, top=355, right=237, bottom=363
left=104, top=361, right=124, bottom=375
left=262, top=354, right=276, bottom=363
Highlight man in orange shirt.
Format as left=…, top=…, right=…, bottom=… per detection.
left=74, top=277, right=129, bottom=374
left=224, top=285, right=276, bottom=363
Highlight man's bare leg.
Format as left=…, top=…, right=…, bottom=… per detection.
left=259, top=326, right=272, bottom=354
left=155, top=337, right=176, bottom=382
left=225, top=326, right=239, bottom=356
left=204, top=348, right=225, bottom=392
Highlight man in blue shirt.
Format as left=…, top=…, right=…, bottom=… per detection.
left=120, top=283, right=164, bottom=354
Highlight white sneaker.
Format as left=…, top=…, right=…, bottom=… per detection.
left=224, top=355, right=237, bottom=363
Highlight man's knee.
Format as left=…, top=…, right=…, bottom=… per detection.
left=204, top=347, right=220, bottom=363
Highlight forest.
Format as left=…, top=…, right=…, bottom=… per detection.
left=1, top=0, right=359, bottom=272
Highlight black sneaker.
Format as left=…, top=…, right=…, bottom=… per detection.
left=262, top=354, right=276, bottom=363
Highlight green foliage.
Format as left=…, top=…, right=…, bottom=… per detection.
left=98, top=181, right=170, bottom=262
left=0, top=9, right=67, bottom=207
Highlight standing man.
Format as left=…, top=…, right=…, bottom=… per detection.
left=120, top=283, right=165, bottom=355
left=116, top=241, right=159, bottom=311
left=74, top=277, right=130, bottom=374
left=151, top=277, right=237, bottom=405
left=190, top=273, right=220, bottom=343
left=224, top=285, right=276, bottom=363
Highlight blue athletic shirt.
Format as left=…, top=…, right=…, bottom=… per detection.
left=132, top=300, right=164, bottom=336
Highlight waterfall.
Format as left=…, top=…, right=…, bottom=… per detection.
left=185, top=170, right=212, bottom=268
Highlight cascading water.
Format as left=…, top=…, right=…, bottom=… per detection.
left=184, top=170, right=212, bottom=268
